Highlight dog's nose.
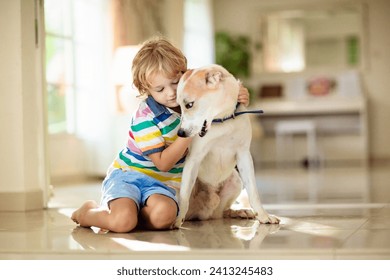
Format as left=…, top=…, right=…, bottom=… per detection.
left=177, top=128, right=188, bottom=138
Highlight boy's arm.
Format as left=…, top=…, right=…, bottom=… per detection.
left=148, top=136, right=193, bottom=172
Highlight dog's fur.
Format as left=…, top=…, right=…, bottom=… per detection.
left=174, top=64, right=279, bottom=228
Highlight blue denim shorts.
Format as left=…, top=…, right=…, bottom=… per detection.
left=100, top=168, right=178, bottom=211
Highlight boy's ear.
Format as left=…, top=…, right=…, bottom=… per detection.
left=205, top=71, right=223, bottom=88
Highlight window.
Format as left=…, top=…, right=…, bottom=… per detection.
left=45, top=0, right=75, bottom=133
left=44, top=0, right=110, bottom=135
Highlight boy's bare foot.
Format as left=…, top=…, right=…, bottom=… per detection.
left=71, top=200, right=99, bottom=227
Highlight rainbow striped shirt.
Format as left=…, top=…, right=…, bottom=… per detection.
left=109, top=96, right=184, bottom=189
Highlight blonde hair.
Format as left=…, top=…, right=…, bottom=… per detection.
left=132, top=37, right=187, bottom=96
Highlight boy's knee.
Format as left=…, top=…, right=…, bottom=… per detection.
left=149, top=205, right=177, bottom=230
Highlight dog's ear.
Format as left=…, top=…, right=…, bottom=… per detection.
left=182, top=69, right=193, bottom=82
left=205, top=71, right=223, bottom=88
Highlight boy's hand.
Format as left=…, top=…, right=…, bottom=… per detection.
left=238, top=82, right=250, bottom=107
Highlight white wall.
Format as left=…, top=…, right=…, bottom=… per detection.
left=213, top=0, right=390, bottom=160
left=0, top=0, right=24, bottom=193
left=0, top=0, right=47, bottom=210
left=364, top=0, right=390, bottom=160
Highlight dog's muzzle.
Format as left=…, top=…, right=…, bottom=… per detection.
left=177, top=120, right=208, bottom=138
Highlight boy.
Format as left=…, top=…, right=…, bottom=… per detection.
left=71, top=37, right=249, bottom=232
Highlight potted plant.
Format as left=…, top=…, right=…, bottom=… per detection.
left=215, top=32, right=251, bottom=78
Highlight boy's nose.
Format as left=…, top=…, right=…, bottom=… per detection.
left=167, top=88, right=176, bottom=98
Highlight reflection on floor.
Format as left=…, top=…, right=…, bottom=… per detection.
left=1, top=165, right=390, bottom=259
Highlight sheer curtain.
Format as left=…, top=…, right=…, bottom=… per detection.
left=110, top=0, right=164, bottom=48
left=183, top=0, right=215, bottom=68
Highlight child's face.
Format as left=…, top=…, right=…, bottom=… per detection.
left=148, top=72, right=182, bottom=108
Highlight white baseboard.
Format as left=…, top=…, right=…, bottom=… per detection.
left=0, top=190, right=44, bottom=211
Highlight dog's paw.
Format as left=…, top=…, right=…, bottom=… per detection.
left=257, top=213, right=280, bottom=224
left=173, top=216, right=185, bottom=229
left=224, top=208, right=256, bottom=219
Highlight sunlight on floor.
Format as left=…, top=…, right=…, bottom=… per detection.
left=111, top=238, right=190, bottom=251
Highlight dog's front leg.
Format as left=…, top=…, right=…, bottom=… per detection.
left=173, top=156, right=201, bottom=228
left=236, top=150, right=280, bottom=224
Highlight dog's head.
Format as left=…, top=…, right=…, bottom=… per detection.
left=176, top=64, right=239, bottom=138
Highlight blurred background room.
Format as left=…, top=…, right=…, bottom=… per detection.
left=1, top=0, right=390, bottom=259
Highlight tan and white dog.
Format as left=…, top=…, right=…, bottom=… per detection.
left=174, top=64, right=279, bottom=228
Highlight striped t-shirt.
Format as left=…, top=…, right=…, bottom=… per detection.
left=109, top=96, right=184, bottom=189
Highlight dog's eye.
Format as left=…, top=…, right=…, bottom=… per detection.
left=185, top=102, right=194, bottom=109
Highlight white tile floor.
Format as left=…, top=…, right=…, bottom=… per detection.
left=1, top=165, right=390, bottom=260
